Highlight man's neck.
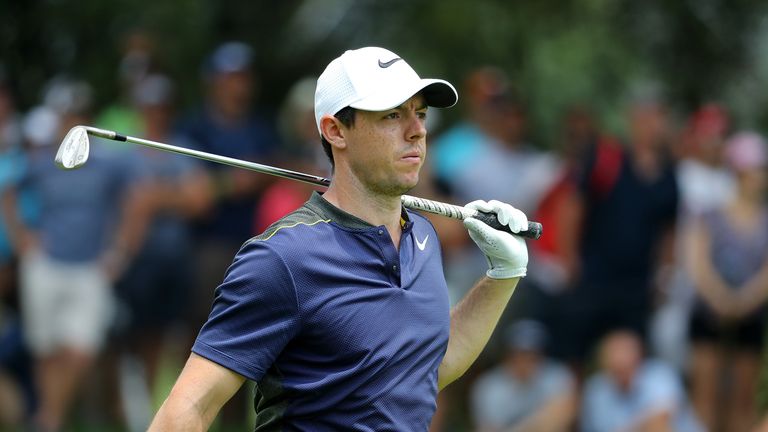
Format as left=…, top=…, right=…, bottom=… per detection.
left=323, top=174, right=404, bottom=247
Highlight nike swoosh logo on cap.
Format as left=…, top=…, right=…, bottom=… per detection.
left=378, top=58, right=402, bottom=68
left=415, top=234, right=429, bottom=251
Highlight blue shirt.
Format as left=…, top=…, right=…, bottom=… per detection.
left=132, top=137, right=199, bottom=256
left=21, top=143, right=137, bottom=262
left=581, top=360, right=703, bottom=432
left=578, top=141, right=678, bottom=288
left=193, top=192, right=451, bottom=431
left=179, top=108, right=278, bottom=242
left=0, top=147, right=33, bottom=261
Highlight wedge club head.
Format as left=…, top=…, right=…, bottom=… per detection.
left=55, top=126, right=90, bottom=170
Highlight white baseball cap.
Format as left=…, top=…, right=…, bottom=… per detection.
left=314, top=47, right=458, bottom=136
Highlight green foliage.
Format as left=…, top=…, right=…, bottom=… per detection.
left=1, top=0, right=768, bottom=144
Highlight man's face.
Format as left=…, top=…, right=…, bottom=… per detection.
left=211, top=71, right=254, bottom=118
left=341, top=94, right=428, bottom=197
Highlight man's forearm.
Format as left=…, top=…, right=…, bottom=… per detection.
left=148, top=353, right=245, bottom=432
left=148, top=396, right=211, bottom=432
left=438, top=276, right=519, bottom=390
left=508, top=393, right=576, bottom=432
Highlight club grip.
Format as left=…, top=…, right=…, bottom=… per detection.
left=474, top=211, right=543, bottom=240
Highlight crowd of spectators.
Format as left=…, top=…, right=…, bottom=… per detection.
left=1, top=38, right=768, bottom=432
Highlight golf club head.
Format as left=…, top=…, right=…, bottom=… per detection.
left=55, top=126, right=90, bottom=169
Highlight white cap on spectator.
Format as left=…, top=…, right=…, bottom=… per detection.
left=724, top=131, right=767, bottom=172
left=43, top=78, right=93, bottom=115
left=314, top=47, right=457, bottom=136
left=205, top=41, right=254, bottom=77
left=23, top=106, right=60, bottom=147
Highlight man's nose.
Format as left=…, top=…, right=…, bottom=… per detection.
left=406, top=114, right=426, bottom=142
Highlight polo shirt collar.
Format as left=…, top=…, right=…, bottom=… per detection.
left=307, top=192, right=412, bottom=230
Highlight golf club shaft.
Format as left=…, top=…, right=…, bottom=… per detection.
left=82, top=126, right=542, bottom=239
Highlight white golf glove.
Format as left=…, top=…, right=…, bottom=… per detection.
left=463, top=200, right=529, bottom=279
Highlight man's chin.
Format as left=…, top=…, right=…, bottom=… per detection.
left=373, top=178, right=419, bottom=197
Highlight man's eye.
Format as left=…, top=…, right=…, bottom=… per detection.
left=384, top=112, right=400, bottom=119
left=417, top=111, right=428, bottom=120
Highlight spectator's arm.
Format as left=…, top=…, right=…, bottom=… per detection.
left=103, top=184, right=152, bottom=279
left=734, top=255, right=768, bottom=317
left=212, top=166, right=274, bottom=201
left=626, top=362, right=687, bottom=432
left=685, top=218, right=739, bottom=319
left=508, top=391, right=577, bottom=432
left=0, top=186, right=36, bottom=255
left=628, top=409, right=674, bottom=432
left=148, top=169, right=213, bottom=218
left=653, top=221, right=677, bottom=303
left=556, top=185, right=584, bottom=287
left=148, top=353, right=245, bottom=432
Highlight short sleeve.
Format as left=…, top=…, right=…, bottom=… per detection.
left=470, top=371, right=513, bottom=429
left=192, top=240, right=300, bottom=381
left=0, top=150, right=27, bottom=191
left=638, top=361, right=683, bottom=414
left=540, top=362, right=574, bottom=398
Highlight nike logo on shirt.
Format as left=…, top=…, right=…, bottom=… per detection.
left=378, top=58, right=402, bottom=68
left=415, top=234, right=429, bottom=251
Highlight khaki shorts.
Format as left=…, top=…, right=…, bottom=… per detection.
left=20, top=251, right=114, bottom=355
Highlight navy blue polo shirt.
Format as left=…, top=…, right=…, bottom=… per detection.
left=193, top=192, right=451, bottom=431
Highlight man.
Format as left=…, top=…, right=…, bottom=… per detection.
left=149, top=47, right=530, bottom=431
left=581, top=330, right=703, bottom=432
left=179, top=41, right=280, bottom=330
left=553, top=96, right=679, bottom=370
left=470, top=320, right=576, bottom=432
left=2, top=79, right=145, bottom=431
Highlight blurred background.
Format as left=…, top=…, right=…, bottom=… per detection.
left=4, top=0, right=768, bottom=431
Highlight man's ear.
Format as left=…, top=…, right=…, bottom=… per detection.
left=320, top=115, right=347, bottom=150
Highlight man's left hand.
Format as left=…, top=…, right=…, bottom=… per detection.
left=463, top=200, right=528, bottom=279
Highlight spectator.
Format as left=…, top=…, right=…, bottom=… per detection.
left=179, top=41, right=280, bottom=326
left=0, top=71, right=36, bottom=428
left=429, top=68, right=559, bottom=432
left=686, top=131, right=768, bottom=432
left=178, top=41, right=280, bottom=427
left=527, top=104, right=598, bottom=310
left=431, top=66, right=557, bottom=215
left=553, top=96, right=679, bottom=370
left=581, top=330, right=703, bottom=432
left=651, top=103, right=734, bottom=371
left=470, top=320, right=576, bottom=432
left=96, top=29, right=157, bottom=140
left=113, top=74, right=211, bottom=431
left=429, top=67, right=558, bottom=304
left=0, top=70, right=23, bottom=299
left=1, top=79, right=145, bottom=432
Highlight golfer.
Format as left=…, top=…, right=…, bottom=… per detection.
left=149, top=46, right=530, bottom=431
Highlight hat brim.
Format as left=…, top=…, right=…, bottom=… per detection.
left=349, top=78, right=457, bottom=112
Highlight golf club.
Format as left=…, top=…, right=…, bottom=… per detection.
left=56, top=125, right=542, bottom=240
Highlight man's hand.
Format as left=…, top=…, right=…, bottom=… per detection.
left=463, top=200, right=528, bottom=279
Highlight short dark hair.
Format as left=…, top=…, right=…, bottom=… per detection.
left=320, top=106, right=357, bottom=169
